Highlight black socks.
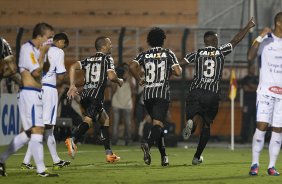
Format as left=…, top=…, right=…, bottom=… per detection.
left=74, top=122, right=90, bottom=144
left=194, top=127, right=210, bottom=159
left=100, top=126, right=111, bottom=151
left=147, top=125, right=166, bottom=157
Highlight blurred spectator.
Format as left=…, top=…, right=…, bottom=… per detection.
left=239, top=64, right=258, bottom=143
left=111, top=64, right=135, bottom=146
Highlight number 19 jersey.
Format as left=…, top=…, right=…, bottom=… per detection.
left=133, top=47, right=179, bottom=101
left=184, top=43, right=232, bottom=94
left=79, top=52, right=115, bottom=100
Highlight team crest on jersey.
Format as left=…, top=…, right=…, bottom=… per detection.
left=30, top=52, right=37, bottom=64
left=199, top=50, right=220, bottom=56
left=145, top=52, right=167, bottom=59
left=87, top=57, right=102, bottom=61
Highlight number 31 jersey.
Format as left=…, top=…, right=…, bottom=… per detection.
left=79, top=52, right=115, bottom=100
left=184, top=43, right=232, bottom=94
left=133, top=47, right=179, bottom=101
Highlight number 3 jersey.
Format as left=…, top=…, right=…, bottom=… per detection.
left=133, top=47, right=179, bottom=101
left=184, top=43, right=232, bottom=94
left=79, top=52, right=115, bottom=100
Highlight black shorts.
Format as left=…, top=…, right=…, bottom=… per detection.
left=186, top=89, right=219, bottom=124
left=80, top=97, right=103, bottom=120
left=144, top=98, right=169, bottom=123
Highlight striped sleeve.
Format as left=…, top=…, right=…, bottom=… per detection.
left=106, top=56, right=115, bottom=71
left=133, top=52, right=144, bottom=65
left=219, top=43, right=232, bottom=56
left=167, top=49, right=179, bottom=67
left=0, top=37, right=13, bottom=60
left=78, top=57, right=88, bottom=69
left=184, top=52, right=197, bottom=63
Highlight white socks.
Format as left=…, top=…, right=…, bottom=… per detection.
left=23, top=144, right=32, bottom=164
left=268, top=132, right=282, bottom=168
left=29, top=134, right=45, bottom=173
left=45, top=128, right=60, bottom=163
left=251, top=128, right=266, bottom=165
left=0, top=132, right=29, bottom=163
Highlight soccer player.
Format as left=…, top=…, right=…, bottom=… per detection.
left=129, top=27, right=182, bottom=166
left=65, top=36, right=123, bottom=162
left=182, top=18, right=255, bottom=165
left=248, top=12, right=282, bottom=176
left=0, top=23, right=58, bottom=177
left=21, top=32, right=71, bottom=170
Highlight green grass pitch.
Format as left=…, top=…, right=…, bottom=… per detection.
left=0, top=143, right=281, bottom=183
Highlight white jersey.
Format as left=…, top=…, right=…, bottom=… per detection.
left=42, top=45, right=66, bottom=87
left=18, top=41, right=40, bottom=73
left=257, top=33, right=282, bottom=99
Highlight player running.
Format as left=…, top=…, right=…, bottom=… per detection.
left=129, top=27, right=182, bottom=166
left=182, top=18, right=255, bottom=165
left=65, top=36, right=123, bottom=163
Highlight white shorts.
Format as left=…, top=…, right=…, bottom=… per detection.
left=42, top=84, right=58, bottom=125
left=256, top=93, right=282, bottom=127
left=18, top=87, right=43, bottom=130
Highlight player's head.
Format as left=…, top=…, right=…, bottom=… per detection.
left=32, top=22, right=54, bottom=44
left=204, top=31, right=218, bottom=47
left=95, top=36, right=112, bottom=54
left=147, top=27, right=166, bottom=47
left=53, top=32, right=69, bottom=49
left=274, top=12, right=282, bottom=29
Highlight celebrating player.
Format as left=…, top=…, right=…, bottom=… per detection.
left=65, top=36, right=123, bottom=162
left=129, top=27, right=182, bottom=166
left=182, top=18, right=255, bottom=165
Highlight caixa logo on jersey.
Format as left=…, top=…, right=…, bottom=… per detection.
left=1, top=104, right=20, bottom=135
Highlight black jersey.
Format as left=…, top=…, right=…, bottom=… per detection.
left=0, top=37, right=13, bottom=60
left=134, top=47, right=179, bottom=101
left=79, top=52, right=115, bottom=100
left=184, top=43, right=232, bottom=94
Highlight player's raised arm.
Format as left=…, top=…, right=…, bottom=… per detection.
left=247, top=27, right=272, bottom=61
left=229, top=17, right=256, bottom=48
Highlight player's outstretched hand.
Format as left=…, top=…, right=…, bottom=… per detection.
left=118, top=78, right=124, bottom=87
left=67, top=85, right=79, bottom=100
left=247, top=17, right=255, bottom=29
left=139, top=79, right=145, bottom=86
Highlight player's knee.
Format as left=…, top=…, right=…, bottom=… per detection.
left=31, top=126, right=45, bottom=134
left=272, top=127, right=282, bottom=133
left=100, top=117, right=109, bottom=126
left=256, top=122, right=268, bottom=131
left=83, top=116, right=93, bottom=127
left=152, top=120, right=163, bottom=127
left=25, top=130, right=32, bottom=138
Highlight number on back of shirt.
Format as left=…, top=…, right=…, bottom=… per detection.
left=85, top=63, right=101, bottom=83
left=203, top=59, right=215, bottom=78
left=145, top=61, right=165, bottom=83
